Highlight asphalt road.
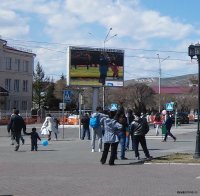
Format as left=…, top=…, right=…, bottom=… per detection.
left=0, top=122, right=199, bottom=196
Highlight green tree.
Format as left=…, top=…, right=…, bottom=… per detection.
left=54, top=75, right=66, bottom=101
left=44, top=79, right=60, bottom=110
left=33, top=62, right=49, bottom=109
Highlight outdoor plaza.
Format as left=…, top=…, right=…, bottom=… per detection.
left=0, top=123, right=199, bottom=196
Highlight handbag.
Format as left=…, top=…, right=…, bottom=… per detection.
left=41, top=126, right=49, bottom=135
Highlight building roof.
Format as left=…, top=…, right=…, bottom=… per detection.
left=0, top=86, right=9, bottom=96
left=1, top=38, right=36, bottom=56
left=3, top=45, right=36, bottom=56
left=152, top=86, right=192, bottom=94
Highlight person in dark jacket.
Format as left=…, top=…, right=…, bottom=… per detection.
left=8, top=107, right=25, bottom=145
left=114, top=109, right=128, bottom=160
left=130, top=111, right=152, bottom=160
left=81, top=113, right=90, bottom=140
left=25, top=128, right=41, bottom=151
left=162, top=111, right=176, bottom=142
left=125, top=109, right=135, bottom=150
left=99, top=53, right=109, bottom=85
left=7, top=109, right=26, bottom=151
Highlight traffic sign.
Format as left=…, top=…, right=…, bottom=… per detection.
left=166, top=103, right=173, bottom=111
left=59, top=103, right=66, bottom=110
left=63, top=90, right=72, bottom=103
left=110, top=103, right=118, bottom=111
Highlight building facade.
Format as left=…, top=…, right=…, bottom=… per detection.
left=0, top=39, right=35, bottom=115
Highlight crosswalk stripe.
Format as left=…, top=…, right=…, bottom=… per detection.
left=146, top=136, right=164, bottom=140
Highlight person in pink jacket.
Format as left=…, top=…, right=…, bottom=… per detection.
left=153, top=112, right=163, bottom=136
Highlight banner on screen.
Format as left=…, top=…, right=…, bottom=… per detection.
left=67, top=46, right=124, bottom=87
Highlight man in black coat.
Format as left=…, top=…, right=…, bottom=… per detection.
left=81, top=113, right=90, bottom=140
left=130, top=111, right=152, bottom=160
left=7, top=109, right=26, bottom=151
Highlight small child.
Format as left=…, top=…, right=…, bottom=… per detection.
left=25, top=128, right=41, bottom=151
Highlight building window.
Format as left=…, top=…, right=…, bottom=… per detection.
left=6, top=100, right=11, bottom=111
left=22, top=101, right=28, bottom=110
left=6, top=57, right=12, bottom=70
left=5, top=79, right=11, bottom=91
left=23, top=80, right=28, bottom=92
left=15, top=58, right=20, bottom=71
left=23, top=60, right=29, bottom=72
left=14, top=80, right=20, bottom=92
left=13, top=100, right=19, bottom=109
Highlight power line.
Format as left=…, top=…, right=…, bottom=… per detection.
left=3, top=36, right=187, bottom=55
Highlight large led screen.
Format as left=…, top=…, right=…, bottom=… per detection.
left=67, top=46, right=124, bottom=87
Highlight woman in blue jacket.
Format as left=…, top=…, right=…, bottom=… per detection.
left=100, top=110, right=122, bottom=166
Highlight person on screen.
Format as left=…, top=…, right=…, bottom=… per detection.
left=99, top=53, right=109, bottom=85
left=110, top=57, right=119, bottom=79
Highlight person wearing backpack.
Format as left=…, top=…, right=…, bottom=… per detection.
left=130, top=111, right=152, bottom=160
left=90, top=106, right=107, bottom=152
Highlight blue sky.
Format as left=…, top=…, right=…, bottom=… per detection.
left=0, top=0, right=200, bottom=81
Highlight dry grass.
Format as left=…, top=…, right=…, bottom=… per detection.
left=147, top=153, right=200, bottom=163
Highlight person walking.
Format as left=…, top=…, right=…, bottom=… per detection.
left=153, top=112, right=162, bottom=136
left=25, top=127, right=41, bottom=151
left=81, top=113, right=90, bottom=140
left=53, top=117, right=60, bottom=140
left=130, top=111, right=152, bottom=160
left=8, top=107, right=25, bottom=145
left=162, top=111, right=176, bottom=142
left=100, top=110, right=122, bottom=166
left=41, top=114, right=57, bottom=141
left=7, top=109, right=26, bottom=151
left=90, top=106, right=107, bottom=152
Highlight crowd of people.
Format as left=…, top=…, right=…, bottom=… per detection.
left=83, top=107, right=177, bottom=166
left=7, top=106, right=176, bottom=166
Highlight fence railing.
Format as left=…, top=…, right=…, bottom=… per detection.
left=0, top=110, right=80, bottom=125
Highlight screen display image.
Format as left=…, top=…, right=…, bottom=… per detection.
left=67, top=46, right=124, bottom=87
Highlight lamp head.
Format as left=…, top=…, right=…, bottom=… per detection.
left=188, top=44, right=195, bottom=59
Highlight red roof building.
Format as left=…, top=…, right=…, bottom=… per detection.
left=152, top=86, right=192, bottom=94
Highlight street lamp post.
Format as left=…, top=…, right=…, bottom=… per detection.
left=188, top=43, right=200, bottom=159
left=102, top=28, right=117, bottom=110
left=89, top=28, right=117, bottom=110
left=157, top=54, right=170, bottom=113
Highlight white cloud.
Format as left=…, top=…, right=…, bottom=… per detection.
left=0, top=9, right=29, bottom=37
left=0, top=0, right=199, bottom=80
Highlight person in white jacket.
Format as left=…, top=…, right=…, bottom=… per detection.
left=41, top=114, right=58, bottom=141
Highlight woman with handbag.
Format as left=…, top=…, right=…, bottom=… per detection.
left=41, top=114, right=57, bottom=141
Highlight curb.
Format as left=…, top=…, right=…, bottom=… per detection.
left=144, top=162, right=200, bottom=165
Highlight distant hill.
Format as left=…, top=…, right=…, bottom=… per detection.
left=125, top=73, right=198, bottom=87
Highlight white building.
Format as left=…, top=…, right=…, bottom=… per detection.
left=0, top=38, right=36, bottom=115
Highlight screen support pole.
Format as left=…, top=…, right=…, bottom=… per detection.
left=92, top=87, right=99, bottom=113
